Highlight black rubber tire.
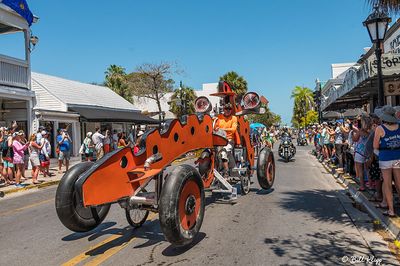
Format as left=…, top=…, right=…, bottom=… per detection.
left=159, top=164, right=205, bottom=247
left=55, top=162, right=111, bottom=232
left=198, top=150, right=211, bottom=177
left=257, top=147, right=275, bottom=190
left=240, top=174, right=251, bottom=195
left=125, top=206, right=149, bottom=228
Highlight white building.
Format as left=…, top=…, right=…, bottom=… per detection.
left=0, top=2, right=37, bottom=133
left=133, top=83, right=221, bottom=119
left=31, top=72, right=156, bottom=156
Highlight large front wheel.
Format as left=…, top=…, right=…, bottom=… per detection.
left=55, top=162, right=110, bottom=232
left=159, top=164, right=205, bottom=247
left=257, top=147, right=275, bottom=190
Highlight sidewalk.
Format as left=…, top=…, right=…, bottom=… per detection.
left=315, top=153, right=400, bottom=247
left=0, top=156, right=81, bottom=197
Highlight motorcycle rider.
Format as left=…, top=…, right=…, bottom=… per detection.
left=214, top=100, right=238, bottom=177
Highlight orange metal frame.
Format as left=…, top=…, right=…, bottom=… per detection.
left=75, top=82, right=254, bottom=207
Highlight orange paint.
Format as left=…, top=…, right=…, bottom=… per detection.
left=79, top=81, right=257, bottom=207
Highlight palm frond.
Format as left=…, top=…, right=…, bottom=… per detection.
left=368, top=0, right=400, bottom=13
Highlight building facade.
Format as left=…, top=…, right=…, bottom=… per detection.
left=133, top=83, right=221, bottom=119
left=31, top=72, right=156, bottom=157
left=0, top=2, right=36, bottom=134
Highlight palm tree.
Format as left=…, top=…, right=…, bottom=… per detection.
left=291, top=86, right=314, bottom=128
left=368, top=0, right=400, bottom=12
left=104, top=65, right=133, bottom=103
left=219, top=71, right=248, bottom=97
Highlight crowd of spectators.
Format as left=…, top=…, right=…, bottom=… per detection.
left=80, top=126, right=147, bottom=161
left=0, top=123, right=58, bottom=187
left=310, top=105, right=400, bottom=218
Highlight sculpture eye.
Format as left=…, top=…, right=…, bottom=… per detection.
left=242, top=92, right=260, bottom=110
left=194, top=96, right=212, bottom=113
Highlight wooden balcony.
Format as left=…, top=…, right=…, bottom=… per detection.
left=0, top=54, right=29, bottom=89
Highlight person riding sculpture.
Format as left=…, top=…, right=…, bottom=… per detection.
left=214, top=100, right=238, bottom=176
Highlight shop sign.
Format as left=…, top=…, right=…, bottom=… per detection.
left=384, top=81, right=400, bottom=96
left=384, top=27, right=400, bottom=53
left=367, top=53, right=400, bottom=76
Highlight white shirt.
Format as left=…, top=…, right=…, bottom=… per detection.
left=92, top=132, right=105, bottom=148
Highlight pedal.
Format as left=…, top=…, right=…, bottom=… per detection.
left=212, top=189, right=232, bottom=194
left=230, top=187, right=237, bottom=200
left=232, top=167, right=247, bottom=172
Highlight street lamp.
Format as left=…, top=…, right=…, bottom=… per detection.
left=363, top=6, right=391, bottom=106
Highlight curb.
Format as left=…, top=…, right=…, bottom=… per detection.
left=320, top=161, right=400, bottom=240
left=2, top=180, right=61, bottom=196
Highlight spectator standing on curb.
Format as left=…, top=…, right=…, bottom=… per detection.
left=83, top=132, right=94, bottom=161
left=118, top=132, right=128, bottom=148
left=366, top=113, right=384, bottom=205
left=334, top=122, right=349, bottom=173
left=134, top=131, right=144, bottom=155
left=28, top=133, right=43, bottom=184
left=2, top=128, right=14, bottom=185
left=40, top=131, right=51, bottom=177
left=57, top=129, right=72, bottom=173
left=352, top=115, right=372, bottom=191
left=0, top=128, right=5, bottom=184
left=92, top=127, right=105, bottom=160
left=373, top=106, right=400, bottom=218
left=112, top=130, right=118, bottom=151
left=103, top=130, right=112, bottom=154
left=321, top=122, right=333, bottom=160
left=13, top=131, right=29, bottom=186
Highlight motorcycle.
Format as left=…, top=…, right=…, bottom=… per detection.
left=297, top=132, right=308, bottom=146
left=278, top=135, right=296, bottom=162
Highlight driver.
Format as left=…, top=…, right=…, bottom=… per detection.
left=214, top=102, right=238, bottom=176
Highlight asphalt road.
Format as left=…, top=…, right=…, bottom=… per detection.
left=0, top=145, right=397, bottom=266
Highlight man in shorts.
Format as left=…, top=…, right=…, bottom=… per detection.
left=57, top=129, right=72, bottom=173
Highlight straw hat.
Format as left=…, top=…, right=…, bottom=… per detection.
left=137, top=130, right=144, bottom=137
left=376, top=105, right=398, bottom=123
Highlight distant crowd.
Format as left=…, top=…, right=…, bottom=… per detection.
left=307, top=105, right=400, bottom=218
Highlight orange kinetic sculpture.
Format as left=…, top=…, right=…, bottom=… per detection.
left=55, top=81, right=275, bottom=247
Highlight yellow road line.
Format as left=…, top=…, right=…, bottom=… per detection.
left=63, top=213, right=157, bottom=266
left=0, top=198, right=53, bottom=217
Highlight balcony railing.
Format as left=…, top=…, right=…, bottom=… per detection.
left=0, top=54, right=29, bottom=89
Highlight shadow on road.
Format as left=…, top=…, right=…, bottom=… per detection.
left=277, top=158, right=296, bottom=163
left=277, top=189, right=373, bottom=231
left=263, top=230, right=380, bottom=265
left=61, top=222, right=117, bottom=241
left=162, top=232, right=206, bottom=257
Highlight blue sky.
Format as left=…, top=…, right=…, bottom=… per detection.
left=1, top=0, right=382, bottom=124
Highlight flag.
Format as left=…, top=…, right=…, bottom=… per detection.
left=1, top=0, right=33, bottom=26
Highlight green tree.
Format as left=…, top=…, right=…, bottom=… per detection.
left=126, top=62, right=176, bottom=121
left=291, top=86, right=315, bottom=128
left=169, top=84, right=197, bottom=117
left=219, top=71, right=248, bottom=98
left=104, top=65, right=133, bottom=103
left=248, top=104, right=281, bottom=128
left=305, top=110, right=318, bottom=125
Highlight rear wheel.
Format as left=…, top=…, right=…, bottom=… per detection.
left=257, top=148, right=275, bottom=190
left=55, top=162, right=110, bottom=232
left=159, top=164, right=205, bottom=247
